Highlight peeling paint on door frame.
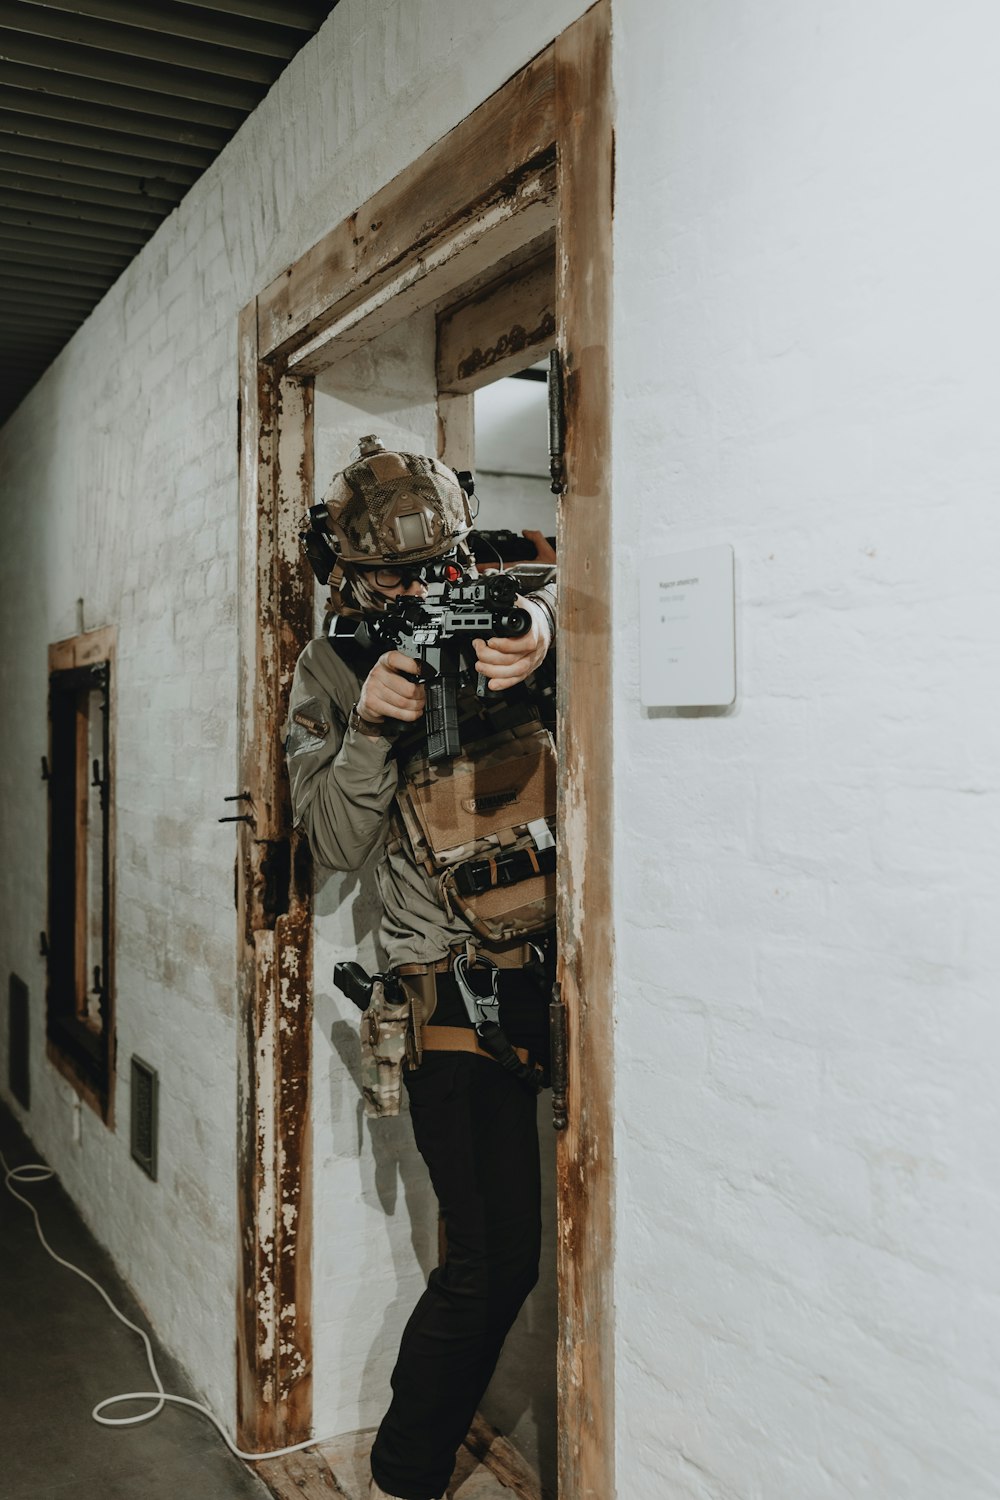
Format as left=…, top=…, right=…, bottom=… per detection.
left=236, top=8, right=613, bottom=1491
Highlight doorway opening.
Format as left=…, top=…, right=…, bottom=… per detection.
left=236, top=7, right=613, bottom=1495
left=470, top=359, right=559, bottom=1489
left=299, top=294, right=560, bottom=1493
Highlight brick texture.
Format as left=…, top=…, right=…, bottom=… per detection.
left=0, top=0, right=589, bottom=1448
left=613, top=2, right=1000, bottom=1496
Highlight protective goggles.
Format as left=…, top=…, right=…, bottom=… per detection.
left=356, top=557, right=464, bottom=590
left=355, top=563, right=428, bottom=590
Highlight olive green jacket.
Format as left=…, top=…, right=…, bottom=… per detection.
left=284, top=634, right=477, bottom=967
left=284, top=582, right=555, bottom=968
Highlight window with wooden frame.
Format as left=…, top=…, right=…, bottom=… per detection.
left=45, top=627, right=115, bottom=1121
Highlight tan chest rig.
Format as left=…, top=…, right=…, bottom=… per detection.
left=393, top=693, right=557, bottom=943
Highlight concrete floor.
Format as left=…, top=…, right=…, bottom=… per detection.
left=0, top=1101, right=270, bottom=1500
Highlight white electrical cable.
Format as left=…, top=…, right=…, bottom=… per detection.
left=1, top=1148, right=325, bottom=1463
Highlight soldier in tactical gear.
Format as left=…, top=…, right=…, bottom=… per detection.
left=285, top=436, right=557, bottom=1500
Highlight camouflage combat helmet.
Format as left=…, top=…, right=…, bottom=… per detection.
left=319, top=435, right=473, bottom=566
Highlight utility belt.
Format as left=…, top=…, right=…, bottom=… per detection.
left=336, top=939, right=549, bottom=1118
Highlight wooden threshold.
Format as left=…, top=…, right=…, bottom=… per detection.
left=254, top=1415, right=548, bottom=1500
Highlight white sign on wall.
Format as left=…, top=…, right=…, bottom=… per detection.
left=640, top=544, right=736, bottom=707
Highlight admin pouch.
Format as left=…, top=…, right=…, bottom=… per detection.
left=394, top=717, right=557, bottom=943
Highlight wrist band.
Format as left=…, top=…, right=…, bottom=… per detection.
left=349, top=704, right=386, bottom=737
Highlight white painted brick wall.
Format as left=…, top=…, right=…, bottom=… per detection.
left=614, top=2, right=1000, bottom=1496
left=11, top=0, right=990, bottom=1490
left=0, top=0, right=589, bottom=1446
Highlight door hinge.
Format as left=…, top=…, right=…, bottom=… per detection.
left=547, top=347, right=567, bottom=496
left=91, top=758, right=107, bottom=811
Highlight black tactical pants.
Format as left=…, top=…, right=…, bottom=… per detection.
left=369, top=998, right=543, bottom=1500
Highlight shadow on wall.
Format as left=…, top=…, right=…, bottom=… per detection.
left=314, top=979, right=440, bottom=1425
left=645, top=701, right=740, bottom=719
left=313, top=873, right=558, bottom=1490
left=313, top=857, right=386, bottom=945
left=313, top=852, right=439, bottom=1428
left=483, top=1104, right=557, bottom=1492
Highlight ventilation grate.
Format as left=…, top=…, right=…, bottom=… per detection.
left=8, top=974, right=29, bottom=1110
left=130, top=1056, right=158, bottom=1180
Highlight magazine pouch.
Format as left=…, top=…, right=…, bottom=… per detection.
left=395, top=719, right=556, bottom=943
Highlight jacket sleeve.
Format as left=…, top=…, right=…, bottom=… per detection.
left=524, top=579, right=556, bottom=644
left=283, top=643, right=399, bottom=872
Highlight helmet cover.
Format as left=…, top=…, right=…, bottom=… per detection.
left=320, top=435, right=472, bottom=565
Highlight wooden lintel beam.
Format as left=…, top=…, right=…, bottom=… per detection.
left=257, top=42, right=557, bottom=363
left=287, top=166, right=556, bottom=378
left=436, top=246, right=556, bottom=395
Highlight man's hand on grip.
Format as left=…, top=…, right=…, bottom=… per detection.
left=473, top=595, right=552, bottom=691
left=357, top=651, right=426, bottom=725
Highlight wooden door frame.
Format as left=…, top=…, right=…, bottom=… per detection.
left=236, top=6, right=614, bottom=1493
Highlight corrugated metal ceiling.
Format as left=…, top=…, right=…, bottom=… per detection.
left=0, top=0, right=339, bottom=427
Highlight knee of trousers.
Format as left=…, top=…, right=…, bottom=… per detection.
left=488, top=1243, right=541, bottom=1317
left=439, top=1242, right=540, bottom=1320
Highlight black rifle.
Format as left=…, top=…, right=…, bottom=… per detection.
left=355, top=568, right=532, bottom=761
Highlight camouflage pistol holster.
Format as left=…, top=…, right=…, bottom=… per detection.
left=360, top=978, right=423, bottom=1118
